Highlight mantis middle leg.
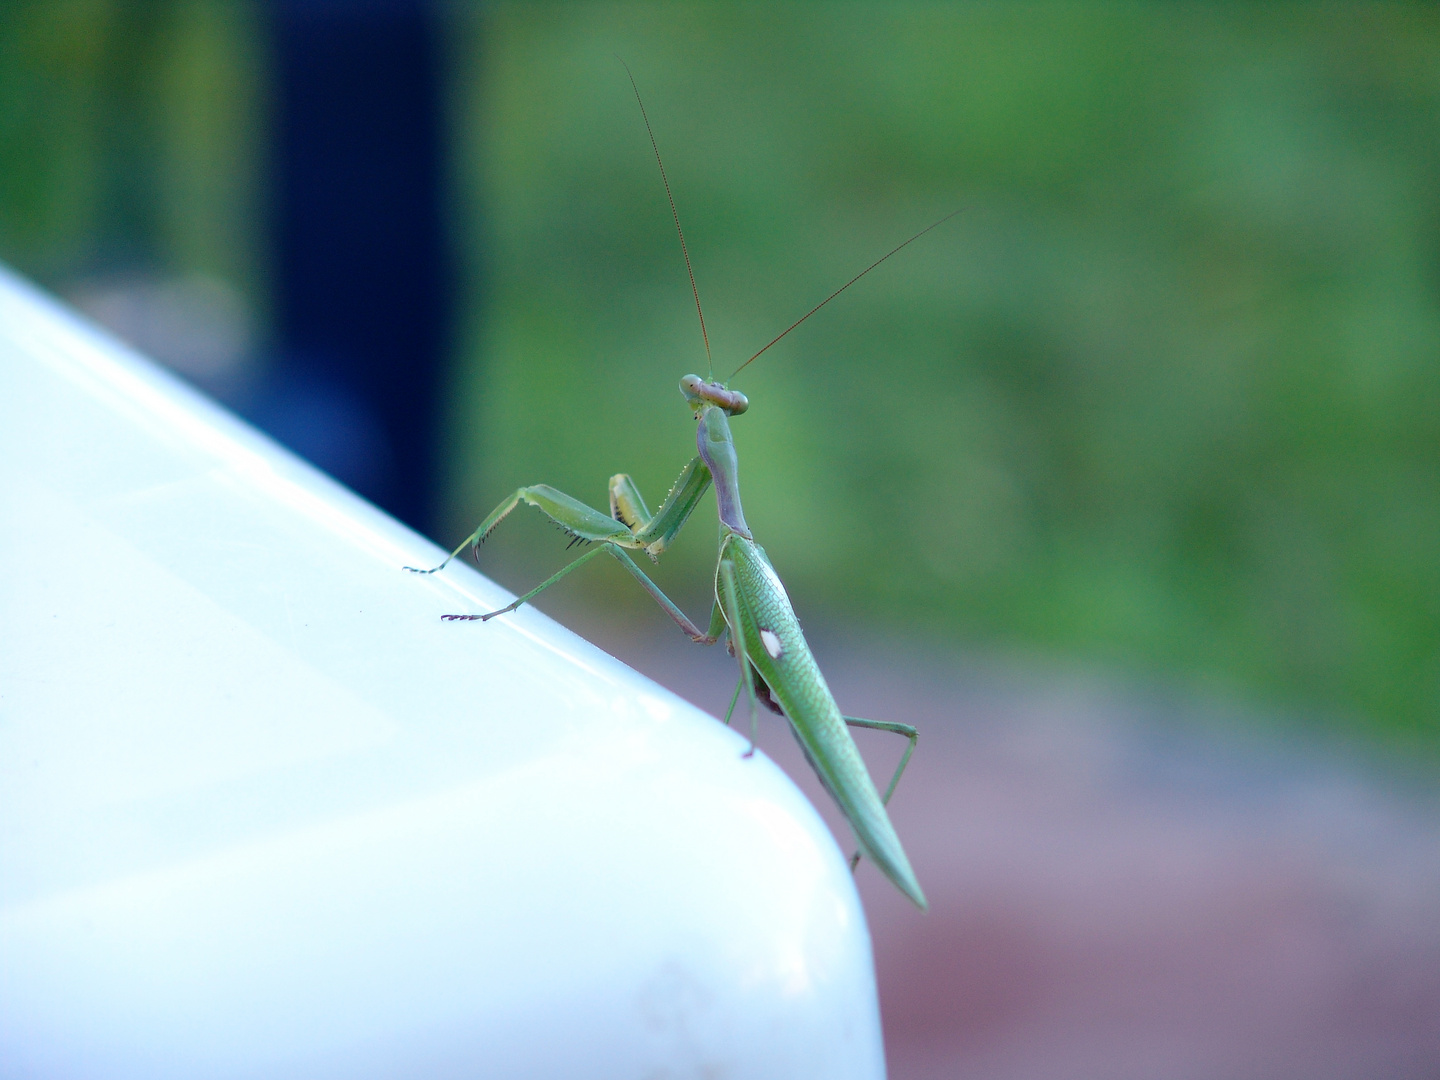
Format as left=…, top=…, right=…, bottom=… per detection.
left=442, top=543, right=724, bottom=644
left=718, top=559, right=761, bottom=756
left=410, top=477, right=722, bottom=643
left=404, top=484, right=631, bottom=576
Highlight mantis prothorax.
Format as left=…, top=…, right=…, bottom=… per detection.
left=408, top=69, right=955, bottom=910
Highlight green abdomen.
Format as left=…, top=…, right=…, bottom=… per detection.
left=721, top=536, right=922, bottom=903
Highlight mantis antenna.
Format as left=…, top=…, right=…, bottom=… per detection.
left=620, top=60, right=714, bottom=381
left=729, top=207, right=962, bottom=382
left=415, top=75, right=936, bottom=911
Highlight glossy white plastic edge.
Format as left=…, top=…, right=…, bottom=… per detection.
left=0, top=266, right=885, bottom=1080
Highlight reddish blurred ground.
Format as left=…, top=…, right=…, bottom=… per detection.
left=569, top=611, right=1440, bottom=1080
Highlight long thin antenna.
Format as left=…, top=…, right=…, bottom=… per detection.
left=620, top=59, right=713, bottom=379
left=729, top=207, right=962, bottom=381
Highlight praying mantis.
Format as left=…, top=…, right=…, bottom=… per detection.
left=408, top=70, right=955, bottom=910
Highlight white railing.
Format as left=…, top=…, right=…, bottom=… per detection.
left=0, top=266, right=883, bottom=1079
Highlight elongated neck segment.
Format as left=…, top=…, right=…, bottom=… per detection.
left=696, top=405, right=751, bottom=538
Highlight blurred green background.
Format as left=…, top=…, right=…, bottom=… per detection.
left=5, top=3, right=1439, bottom=749
left=0, top=1, right=262, bottom=309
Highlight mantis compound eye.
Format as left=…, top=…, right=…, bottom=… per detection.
left=679, top=374, right=748, bottom=415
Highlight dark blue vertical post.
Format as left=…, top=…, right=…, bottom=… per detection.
left=263, top=0, right=451, bottom=532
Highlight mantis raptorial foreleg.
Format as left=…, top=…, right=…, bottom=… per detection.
left=607, top=473, right=652, bottom=531
left=412, top=69, right=942, bottom=908
left=411, top=477, right=724, bottom=640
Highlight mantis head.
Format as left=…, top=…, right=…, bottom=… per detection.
left=680, top=374, right=748, bottom=417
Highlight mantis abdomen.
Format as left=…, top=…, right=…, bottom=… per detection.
left=720, top=534, right=926, bottom=909
left=412, top=67, right=942, bottom=910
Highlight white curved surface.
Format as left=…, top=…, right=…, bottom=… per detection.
left=0, top=267, right=884, bottom=1079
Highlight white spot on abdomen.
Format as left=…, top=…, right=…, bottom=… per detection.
left=759, top=628, right=783, bottom=660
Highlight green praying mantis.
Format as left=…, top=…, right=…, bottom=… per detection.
left=408, top=71, right=955, bottom=910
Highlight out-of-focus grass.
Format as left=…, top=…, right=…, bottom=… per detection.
left=449, top=5, right=1440, bottom=748
left=2, top=4, right=1437, bottom=749
left=0, top=0, right=261, bottom=295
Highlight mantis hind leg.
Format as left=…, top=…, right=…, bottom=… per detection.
left=843, top=716, right=918, bottom=806
left=724, top=664, right=917, bottom=870
left=841, top=715, right=919, bottom=871
left=748, top=687, right=919, bottom=872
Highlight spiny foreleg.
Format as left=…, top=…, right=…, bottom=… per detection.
left=608, top=457, right=714, bottom=560
left=608, top=473, right=652, bottom=532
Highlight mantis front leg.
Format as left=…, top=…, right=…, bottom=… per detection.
left=410, top=470, right=722, bottom=644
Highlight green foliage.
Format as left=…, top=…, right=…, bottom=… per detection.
left=452, top=5, right=1440, bottom=744
left=0, top=0, right=261, bottom=292
left=2, top=3, right=1436, bottom=746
